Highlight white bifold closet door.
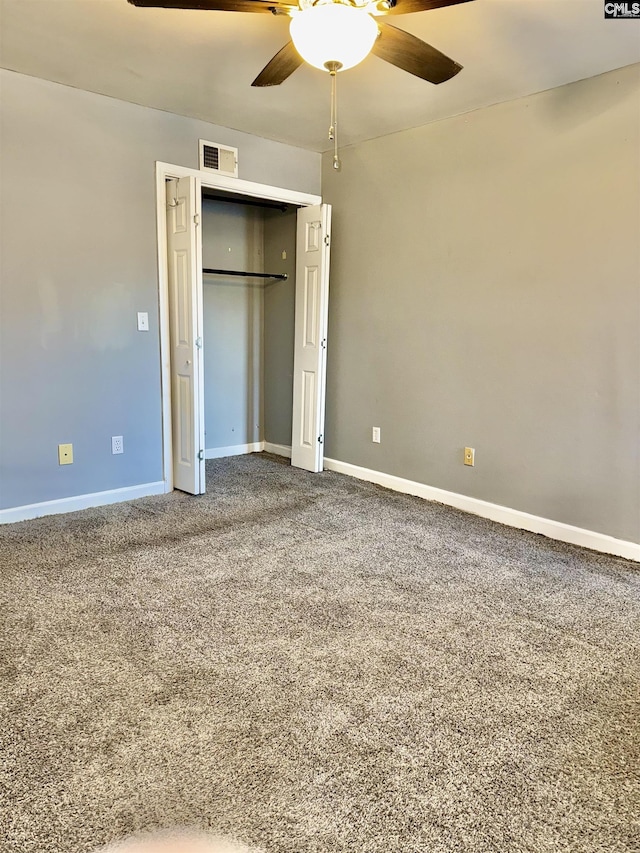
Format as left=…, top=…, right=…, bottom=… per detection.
left=166, top=176, right=205, bottom=494
left=291, top=204, right=332, bottom=473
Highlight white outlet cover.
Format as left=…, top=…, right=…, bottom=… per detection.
left=112, top=435, right=124, bottom=455
left=137, top=312, right=149, bottom=332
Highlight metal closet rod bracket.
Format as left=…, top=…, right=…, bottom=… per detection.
left=203, top=268, right=288, bottom=281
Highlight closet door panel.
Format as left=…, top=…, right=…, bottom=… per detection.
left=291, top=204, right=331, bottom=473
left=166, top=176, right=204, bottom=494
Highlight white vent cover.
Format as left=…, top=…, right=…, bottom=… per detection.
left=199, top=140, right=238, bottom=178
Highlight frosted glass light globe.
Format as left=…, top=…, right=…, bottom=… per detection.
left=290, top=3, right=379, bottom=72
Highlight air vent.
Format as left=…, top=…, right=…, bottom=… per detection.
left=199, top=140, right=238, bottom=178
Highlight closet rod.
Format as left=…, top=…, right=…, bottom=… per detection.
left=203, top=268, right=288, bottom=281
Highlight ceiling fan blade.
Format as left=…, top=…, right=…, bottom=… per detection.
left=252, top=41, right=304, bottom=86
left=372, top=22, right=462, bottom=84
left=375, top=0, right=474, bottom=15
left=127, top=0, right=295, bottom=13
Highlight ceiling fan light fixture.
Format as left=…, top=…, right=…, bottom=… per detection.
left=290, top=3, right=378, bottom=72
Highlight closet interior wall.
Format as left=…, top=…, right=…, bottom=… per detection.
left=201, top=196, right=297, bottom=457
left=263, top=206, right=297, bottom=448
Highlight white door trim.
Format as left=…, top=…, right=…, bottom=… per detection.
left=155, top=161, right=322, bottom=492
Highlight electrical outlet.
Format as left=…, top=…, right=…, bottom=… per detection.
left=372, top=427, right=381, bottom=443
left=58, top=443, right=73, bottom=465
left=464, top=446, right=475, bottom=467
left=112, top=435, right=124, bottom=455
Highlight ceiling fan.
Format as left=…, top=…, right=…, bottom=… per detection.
left=127, top=0, right=473, bottom=167
left=127, top=0, right=473, bottom=88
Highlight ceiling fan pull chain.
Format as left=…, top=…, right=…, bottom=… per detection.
left=328, top=76, right=335, bottom=143
left=328, top=65, right=341, bottom=172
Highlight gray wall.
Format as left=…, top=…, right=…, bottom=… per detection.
left=201, top=200, right=264, bottom=450
left=0, top=69, right=320, bottom=510
left=263, top=207, right=297, bottom=447
left=321, top=64, right=640, bottom=544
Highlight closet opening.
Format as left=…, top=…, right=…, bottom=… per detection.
left=200, top=187, right=300, bottom=468
left=159, top=163, right=330, bottom=496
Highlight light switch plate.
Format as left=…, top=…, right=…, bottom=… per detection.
left=137, top=312, right=149, bottom=332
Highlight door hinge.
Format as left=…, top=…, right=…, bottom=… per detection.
left=320, top=338, right=327, bottom=350
left=198, top=450, right=204, bottom=461
left=195, top=336, right=203, bottom=350
left=317, top=434, right=324, bottom=444
left=194, top=213, right=200, bottom=226
left=324, top=234, right=330, bottom=246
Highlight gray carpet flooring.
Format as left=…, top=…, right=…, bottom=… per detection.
left=1, top=453, right=639, bottom=853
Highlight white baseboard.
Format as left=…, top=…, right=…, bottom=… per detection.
left=205, top=442, right=291, bottom=460
left=0, top=481, right=166, bottom=525
left=263, top=442, right=292, bottom=458
left=205, top=442, right=264, bottom=459
left=323, top=458, right=640, bottom=563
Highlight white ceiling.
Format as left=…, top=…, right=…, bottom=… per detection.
left=1, top=0, right=639, bottom=152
